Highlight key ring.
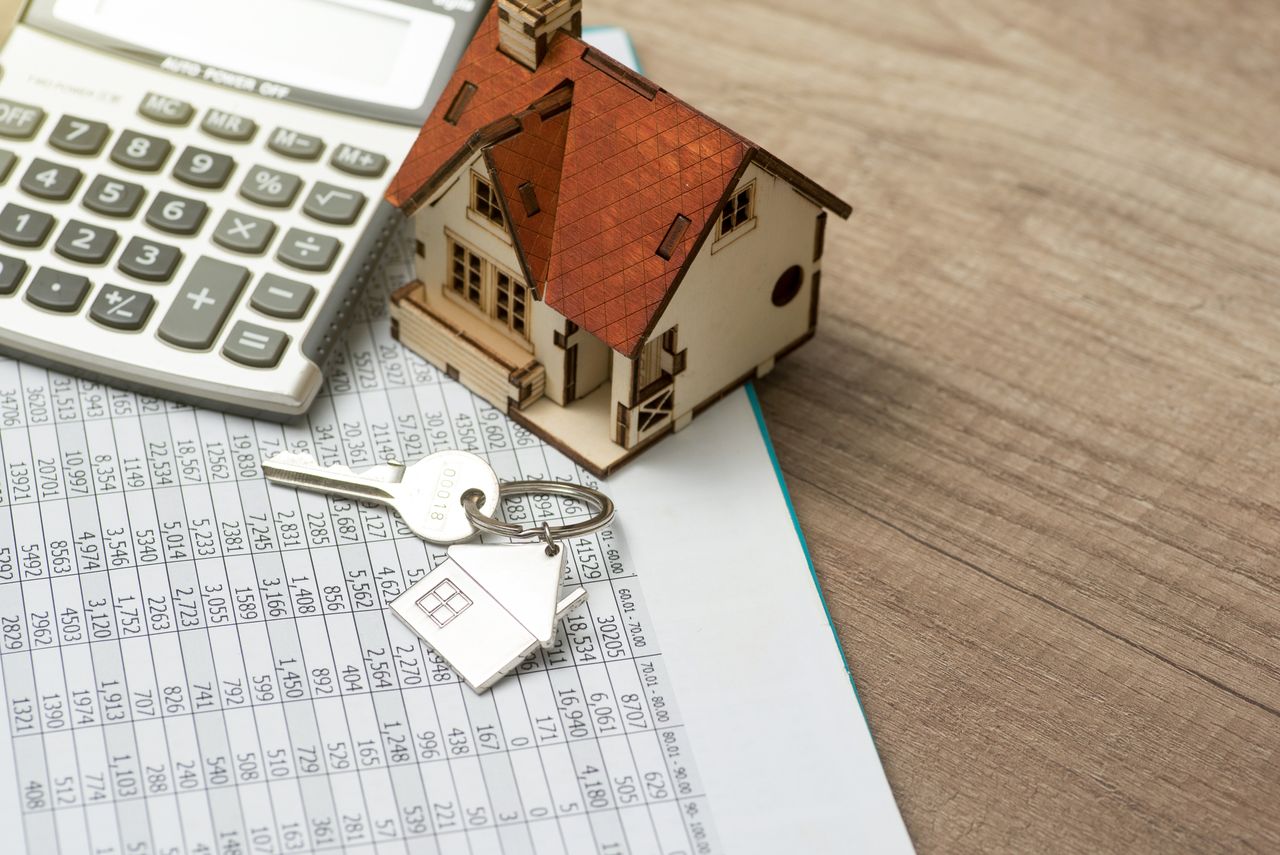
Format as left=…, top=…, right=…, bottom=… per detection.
left=461, top=481, right=615, bottom=553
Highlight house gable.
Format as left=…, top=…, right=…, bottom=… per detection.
left=389, top=4, right=851, bottom=360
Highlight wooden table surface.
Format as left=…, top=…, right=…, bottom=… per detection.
left=594, top=0, right=1280, bottom=851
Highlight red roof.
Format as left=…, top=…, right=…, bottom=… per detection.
left=387, top=6, right=851, bottom=357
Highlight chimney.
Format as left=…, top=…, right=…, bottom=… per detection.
left=497, top=0, right=583, bottom=71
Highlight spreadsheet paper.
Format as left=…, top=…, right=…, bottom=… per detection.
left=0, top=28, right=912, bottom=854
left=0, top=230, right=911, bottom=855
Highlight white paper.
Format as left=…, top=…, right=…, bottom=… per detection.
left=0, top=26, right=911, bottom=855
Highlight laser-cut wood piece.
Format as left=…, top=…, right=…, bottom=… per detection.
left=386, top=0, right=851, bottom=475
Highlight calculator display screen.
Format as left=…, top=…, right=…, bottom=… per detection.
left=25, top=0, right=479, bottom=125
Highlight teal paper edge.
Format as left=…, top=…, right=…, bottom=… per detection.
left=585, top=23, right=869, bottom=718
left=743, top=382, right=867, bottom=715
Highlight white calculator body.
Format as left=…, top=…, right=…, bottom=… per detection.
left=0, top=0, right=484, bottom=417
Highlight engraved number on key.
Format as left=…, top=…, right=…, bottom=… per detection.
left=261, top=449, right=501, bottom=544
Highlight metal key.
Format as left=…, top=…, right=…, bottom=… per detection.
left=261, top=449, right=500, bottom=544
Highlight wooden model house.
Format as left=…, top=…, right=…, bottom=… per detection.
left=387, top=0, right=851, bottom=475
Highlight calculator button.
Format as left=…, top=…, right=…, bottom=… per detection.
left=25, top=266, right=91, bottom=313
left=173, top=146, right=235, bottom=189
left=331, top=143, right=387, bottom=178
left=250, top=274, right=315, bottom=319
left=21, top=158, right=83, bottom=201
left=240, top=165, right=301, bottom=208
left=118, top=237, right=181, bottom=282
left=145, top=192, right=208, bottom=235
left=48, top=115, right=110, bottom=156
left=0, top=253, right=28, bottom=294
left=212, top=210, right=276, bottom=255
left=223, top=321, right=288, bottom=368
left=268, top=127, right=323, bottom=160
left=89, top=284, right=155, bottom=330
left=0, top=149, right=15, bottom=183
left=202, top=109, right=256, bottom=142
left=303, top=182, right=366, bottom=225
left=277, top=228, right=340, bottom=272
left=0, top=98, right=45, bottom=140
left=54, top=219, right=119, bottom=265
left=110, top=130, right=173, bottom=172
left=158, top=256, right=250, bottom=349
left=138, top=93, right=193, bottom=126
left=83, top=175, right=145, bottom=218
left=0, top=203, right=55, bottom=247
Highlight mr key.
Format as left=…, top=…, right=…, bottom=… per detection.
left=261, top=449, right=501, bottom=544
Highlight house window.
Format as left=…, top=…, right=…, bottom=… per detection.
left=445, top=234, right=531, bottom=340
left=471, top=173, right=505, bottom=227
left=494, top=269, right=529, bottom=336
left=771, top=265, right=804, bottom=306
left=718, top=181, right=755, bottom=238
left=450, top=239, right=484, bottom=309
left=416, top=579, right=473, bottom=628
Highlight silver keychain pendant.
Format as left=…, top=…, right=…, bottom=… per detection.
left=390, top=481, right=615, bottom=692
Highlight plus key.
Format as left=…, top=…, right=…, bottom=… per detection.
left=157, top=257, right=250, bottom=350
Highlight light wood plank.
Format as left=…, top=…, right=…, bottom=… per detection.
left=592, top=0, right=1280, bottom=850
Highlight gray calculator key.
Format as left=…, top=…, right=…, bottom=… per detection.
left=54, top=219, right=119, bottom=264
left=0, top=203, right=55, bottom=247
left=0, top=149, right=15, bottom=183
left=158, top=256, right=249, bottom=349
left=173, top=146, right=235, bottom=189
left=48, top=115, right=110, bottom=155
left=110, top=130, right=172, bottom=172
left=89, top=284, right=155, bottom=330
left=331, top=143, right=388, bottom=177
left=202, top=109, right=256, bottom=142
left=26, top=267, right=90, bottom=313
left=83, top=175, right=145, bottom=218
left=240, top=165, right=301, bottom=208
left=250, top=274, right=315, bottom=319
left=145, top=192, right=208, bottom=235
left=0, top=98, right=45, bottom=139
left=223, top=321, right=288, bottom=368
left=277, top=228, right=341, bottom=272
left=118, top=237, right=181, bottom=282
left=21, top=158, right=83, bottom=201
left=268, top=127, right=323, bottom=160
left=212, top=210, right=276, bottom=255
left=303, top=182, right=366, bottom=225
left=139, top=93, right=193, bottom=126
left=0, top=253, right=28, bottom=294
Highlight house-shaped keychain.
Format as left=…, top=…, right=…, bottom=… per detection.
left=390, top=542, right=586, bottom=692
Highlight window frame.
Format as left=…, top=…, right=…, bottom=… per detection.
left=444, top=231, right=531, bottom=341
left=716, top=180, right=756, bottom=240
left=469, top=171, right=506, bottom=229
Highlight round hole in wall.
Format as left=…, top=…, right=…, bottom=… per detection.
left=771, top=265, right=804, bottom=306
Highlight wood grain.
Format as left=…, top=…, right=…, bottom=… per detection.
left=589, top=0, right=1280, bottom=850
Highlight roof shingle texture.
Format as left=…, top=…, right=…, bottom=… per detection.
left=387, top=8, right=753, bottom=356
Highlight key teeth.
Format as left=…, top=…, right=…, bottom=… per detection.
left=262, top=451, right=356, bottom=477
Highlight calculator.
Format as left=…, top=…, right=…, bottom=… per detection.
left=0, top=0, right=486, bottom=418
